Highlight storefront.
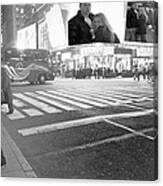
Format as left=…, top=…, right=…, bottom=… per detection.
left=132, top=44, right=158, bottom=68
left=114, top=47, right=133, bottom=76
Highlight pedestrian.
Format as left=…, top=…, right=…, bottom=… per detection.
left=136, top=7, right=148, bottom=42
left=1, top=149, right=7, bottom=167
left=1, top=66, right=14, bottom=114
left=142, top=66, right=146, bottom=80
left=125, top=3, right=139, bottom=41
left=133, top=65, right=139, bottom=81
left=94, top=65, right=99, bottom=79
left=68, top=3, right=94, bottom=45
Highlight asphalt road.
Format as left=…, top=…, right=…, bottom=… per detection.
left=1, top=78, right=158, bottom=180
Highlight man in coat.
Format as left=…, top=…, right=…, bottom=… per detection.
left=68, top=3, right=94, bottom=45
left=1, top=66, right=14, bottom=114
left=125, top=3, right=139, bottom=41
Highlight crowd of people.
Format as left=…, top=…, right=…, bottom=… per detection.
left=75, top=66, right=116, bottom=79
left=68, top=3, right=120, bottom=45
left=126, top=2, right=158, bottom=42
left=133, top=63, right=157, bottom=82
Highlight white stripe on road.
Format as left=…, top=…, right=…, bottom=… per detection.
left=48, top=90, right=108, bottom=107
left=70, top=89, right=130, bottom=100
left=22, top=108, right=44, bottom=116
left=58, top=89, right=118, bottom=106
left=132, top=97, right=153, bottom=102
left=36, top=91, right=92, bottom=109
left=13, top=93, right=61, bottom=114
left=73, top=90, right=145, bottom=110
left=94, top=92, right=153, bottom=103
left=104, top=119, right=154, bottom=141
left=18, top=109, right=154, bottom=136
left=105, top=91, right=153, bottom=102
left=66, top=89, right=132, bottom=104
left=24, top=92, right=76, bottom=111
left=35, top=127, right=155, bottom=157
left=73, top=88, right=141, bottom=99
left=105, top=90, right=141, bottom=98
left=107, top=88, right=153, bottom=96
left=8, top=109, right=26, bottom=120
left=13, top=99, right=26, bottom=107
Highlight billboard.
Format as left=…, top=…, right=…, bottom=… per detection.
left=17, top=23, right=36, bottom=49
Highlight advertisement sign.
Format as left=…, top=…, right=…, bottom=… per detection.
left=38, top=21, right=51, bottom=50
left=17, top=24, right=36, bottom=49
left=45, top=4, right=67, bottom=49
left=65, top=2, right=126, bottom=42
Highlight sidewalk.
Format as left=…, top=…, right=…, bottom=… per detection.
left=1, top=125, right=37, bottom=178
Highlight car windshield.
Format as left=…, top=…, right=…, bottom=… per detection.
left=23, top=49, right=49, bottom=62
left=4, top=48, right=21, bottom=61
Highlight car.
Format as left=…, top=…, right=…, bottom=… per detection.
left=2, top=48, right=55, bottom=84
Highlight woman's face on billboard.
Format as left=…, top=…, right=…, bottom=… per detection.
left=93, top=16, right=103, bottom=30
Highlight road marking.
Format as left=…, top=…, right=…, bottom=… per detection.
left=82, top=90, right=149, bottom=110
left=36, top=91, right=92, bottom=109
left=35, top=127, right=155, bottom=157
left=25, top=92, right=76, bottom=111
left=130, top=101, right=153, bottom=109
left=70, top=90, right=143, bottom=110
left=13, top=99, right=26, bottom=107
left=8, top=109, right=26, bottom=120
left=22, top=108, right=44, bottom=116
left=103, top=119, right=154, bottom=141
left=108, top=88, right=153, bottom=96
left=18, top=109, right=154, bottom=136
left=58, top=89, right=118, bottom=106
left=98, top=89, right=149, bottom=98
left=67, top=89, right=134, bottom=104
left=73, top=90, right=127, bottom=103
left=71, top=89, right=132, bottom=100
left=48, top=90, right=108, bottom=107
left=96, top=92, right=153, bottom=103
left=13, top=93, right=61, bottom=114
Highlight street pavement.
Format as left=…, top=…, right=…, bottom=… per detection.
left=1, top=78, right=158, bottom=180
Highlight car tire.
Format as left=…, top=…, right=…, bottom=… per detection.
left=39, top=74, right=45, bottom=84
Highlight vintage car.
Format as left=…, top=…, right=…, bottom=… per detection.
left=2, top=48, right=55, bottom=84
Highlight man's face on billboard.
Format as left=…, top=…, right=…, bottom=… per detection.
left=80, top=3, right=91, bottom=16
left=131, top=3, right=138, bottom=10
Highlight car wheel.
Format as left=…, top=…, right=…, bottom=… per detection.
left=30, top=81, right=34, bottom=85
left=39, top=74, right=45, bottom=84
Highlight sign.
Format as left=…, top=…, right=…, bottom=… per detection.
left=61, top=52, right=71, bottom=60
left=114, top=47, right=133, bottom=54
left=80, top=46, right=114, bottom=56
left=136, top=46, right=154, bottom=57
left=17, top=24, right=36, bottom=49
left=38, top=21, right=51, bottom=50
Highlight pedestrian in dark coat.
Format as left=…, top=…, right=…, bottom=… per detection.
left=1, top=66, right=14, bottom=114
left=125, top=3, right=139, bottom=41
left=137, top=7, right=148, bottom=42
left=68, top=3, right=94, bottom=45
left=1, top=149, right=6, bottom=167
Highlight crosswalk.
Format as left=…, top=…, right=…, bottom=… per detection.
left=1, top=88, right=154, bottom=121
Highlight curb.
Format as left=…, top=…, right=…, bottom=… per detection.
left=1, top=125, right=37, bottom=178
